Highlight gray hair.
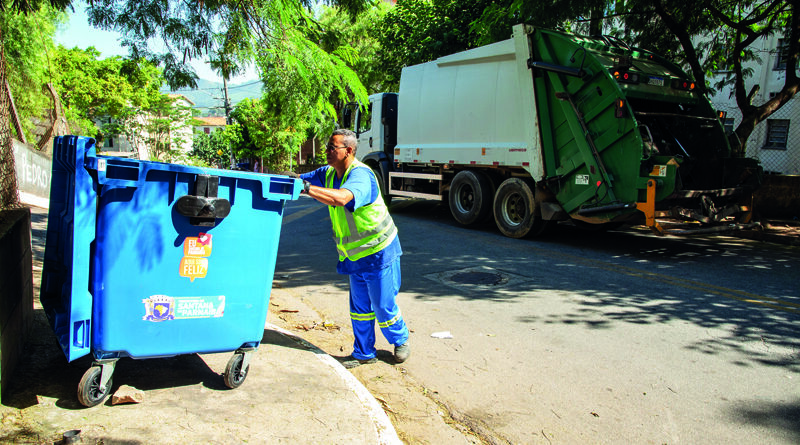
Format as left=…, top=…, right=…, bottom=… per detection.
left=332, top=129, right=357, bottom=153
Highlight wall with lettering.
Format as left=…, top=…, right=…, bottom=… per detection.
left=12, top=139, right=51, bottom=208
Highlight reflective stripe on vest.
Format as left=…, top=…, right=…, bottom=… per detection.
left=326, top=161, right=397, bottom=261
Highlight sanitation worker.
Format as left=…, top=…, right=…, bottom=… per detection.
left=298, top=129, right=410, bottom=369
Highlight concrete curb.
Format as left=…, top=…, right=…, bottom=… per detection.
left=265, top=323, right=403, bottom=445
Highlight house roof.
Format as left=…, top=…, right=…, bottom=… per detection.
left=167, top=94, right=195, bottom=106
left=194, top=116, right=228, bottom=126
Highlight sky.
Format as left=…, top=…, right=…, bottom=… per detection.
left=54, top=1, right=257, bottom=84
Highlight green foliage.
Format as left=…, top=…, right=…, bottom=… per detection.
left=53, top=46, right=165, bottom=138
left=318, top=3, right=392, bottom=94
left=81, top=0, right=373, bottom=170
left=377, top=0, right=488, bottom=89
left=0, top=0, right=71, bottom=14
left=1, top=5, right=65, bottom=142
left=192, top=129, right=235, bottom=168
left=84, top=0, right=371, bottom=90
left=229, top=97, right=310, bottom=172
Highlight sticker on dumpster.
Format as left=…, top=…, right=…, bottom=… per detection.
left=180, top=233, right=212, bottom=281
left=575, top=175, right=590, bottom=185
left=180, top=257, right=208, bottom=281
left=143, top=295, right=225, bottom=321
left=184, top=233, right=212, bottom=257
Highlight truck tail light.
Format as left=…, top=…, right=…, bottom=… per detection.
left=611, top=69, right=639, bottom=84
left=672, top=79, right=696, bottom=91
left=615, top=99, right=626, bottom=118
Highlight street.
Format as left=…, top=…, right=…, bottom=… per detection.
left=274, top=196, right=800, bottom=444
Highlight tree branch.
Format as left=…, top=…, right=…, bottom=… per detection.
left=652, top=0, right=706, bottom=88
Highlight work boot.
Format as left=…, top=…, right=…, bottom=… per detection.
left=394, top=342, right=410, bottom=363
left=340, top=356, right=378, bottom=369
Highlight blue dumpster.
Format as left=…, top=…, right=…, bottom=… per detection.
left=41, top=136, right=302, bottom=406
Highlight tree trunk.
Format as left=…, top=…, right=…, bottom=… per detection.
left=731, top=0, right=800, bottom=157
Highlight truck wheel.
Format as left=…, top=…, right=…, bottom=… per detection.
left=449, top=171, right=493, bottom=226
left=493, top=178, right=548, bottom=238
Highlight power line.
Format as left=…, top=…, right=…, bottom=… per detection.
left=227, top=80, right=262, bottom=89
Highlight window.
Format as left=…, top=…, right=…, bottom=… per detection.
left=775, top=39, right=789, bottom=70
left=358, top=103, right=373, bottom=133
left=764, top=119, right=789, bottom=150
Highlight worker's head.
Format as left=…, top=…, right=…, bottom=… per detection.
left=327, top=129, right=357, bottom=167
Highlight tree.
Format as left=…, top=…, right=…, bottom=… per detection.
left=53, top=46, right=165, bottom=138
left=636, top=0, right=798, bottom=155
left=229, top=97, right=309, bottom=172
left=79, top=0, right=372, bottom=170
left=377, top=0, right=494, bottom=89
left=191, top=127, right=235, bottom=168
left=317, top=2, right=392, bottom=94
left=1, top=4, right=65, bottom=142
left=105, top=94, right=196, bottom=162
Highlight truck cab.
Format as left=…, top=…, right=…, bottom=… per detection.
left=342, top=93, right=398, bottom=200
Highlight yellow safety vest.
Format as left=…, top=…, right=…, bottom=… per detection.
left=326, top=160, right=397, bottom=262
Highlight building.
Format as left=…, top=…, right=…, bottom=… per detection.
left=194, top=116, right=228, bottom=135
left=709, top=35, right=800, bottom=175
left=96, top=94, right=196, bottom=161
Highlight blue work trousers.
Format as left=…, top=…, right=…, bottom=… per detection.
left=348, top=259, right=409, bottom=360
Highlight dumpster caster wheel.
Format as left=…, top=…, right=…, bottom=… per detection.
left=77, top=366, right=113, bottom=407
left=223, top=353, right=249, bottom=389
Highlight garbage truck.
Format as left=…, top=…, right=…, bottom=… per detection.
left=343, top=23, right=762, bottom=238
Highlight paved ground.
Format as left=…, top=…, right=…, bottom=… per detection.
left=1, top=204, right=796, bottom=444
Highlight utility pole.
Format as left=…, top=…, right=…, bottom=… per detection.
left=222, top=75, right=234, bottom=169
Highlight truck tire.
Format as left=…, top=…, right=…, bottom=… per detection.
left=449, top=170, right=493, bottom=226
left=493, top=178, right=548, bottom=238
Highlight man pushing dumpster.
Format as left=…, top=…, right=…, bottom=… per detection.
left=298, top=129, right=410, bottom=369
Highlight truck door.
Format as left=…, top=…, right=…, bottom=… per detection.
left=355, top=95, right=383, bottom=161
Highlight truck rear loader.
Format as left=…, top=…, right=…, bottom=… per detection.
left=344, top=24, right=762, bottom=238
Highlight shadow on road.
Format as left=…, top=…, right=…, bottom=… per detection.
left=276, top=199, right=800, bottom=375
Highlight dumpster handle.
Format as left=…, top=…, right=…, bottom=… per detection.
left=176, top=174, right=232, bottom=226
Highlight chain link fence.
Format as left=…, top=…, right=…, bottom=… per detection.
left=714, top=95, right=800, bottom=176
left=1, top=27, right=22, bottom=217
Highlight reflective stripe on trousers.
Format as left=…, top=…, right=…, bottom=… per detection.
left=348, top=258, right=409, bottom=360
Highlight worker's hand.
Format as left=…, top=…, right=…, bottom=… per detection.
left=281, top=171, right=299, bottom=178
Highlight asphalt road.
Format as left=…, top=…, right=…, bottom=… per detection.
left=276, top=196, right=800, bottom=445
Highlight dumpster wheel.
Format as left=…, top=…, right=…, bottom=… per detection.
left=223, top=353, right=250, bottom=389
left=77, top=366, right=113, bottom=407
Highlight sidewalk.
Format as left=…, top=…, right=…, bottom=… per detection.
left=0, top=205, right=401, bottom=445
left=733, top=218, right=800, bottom=246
